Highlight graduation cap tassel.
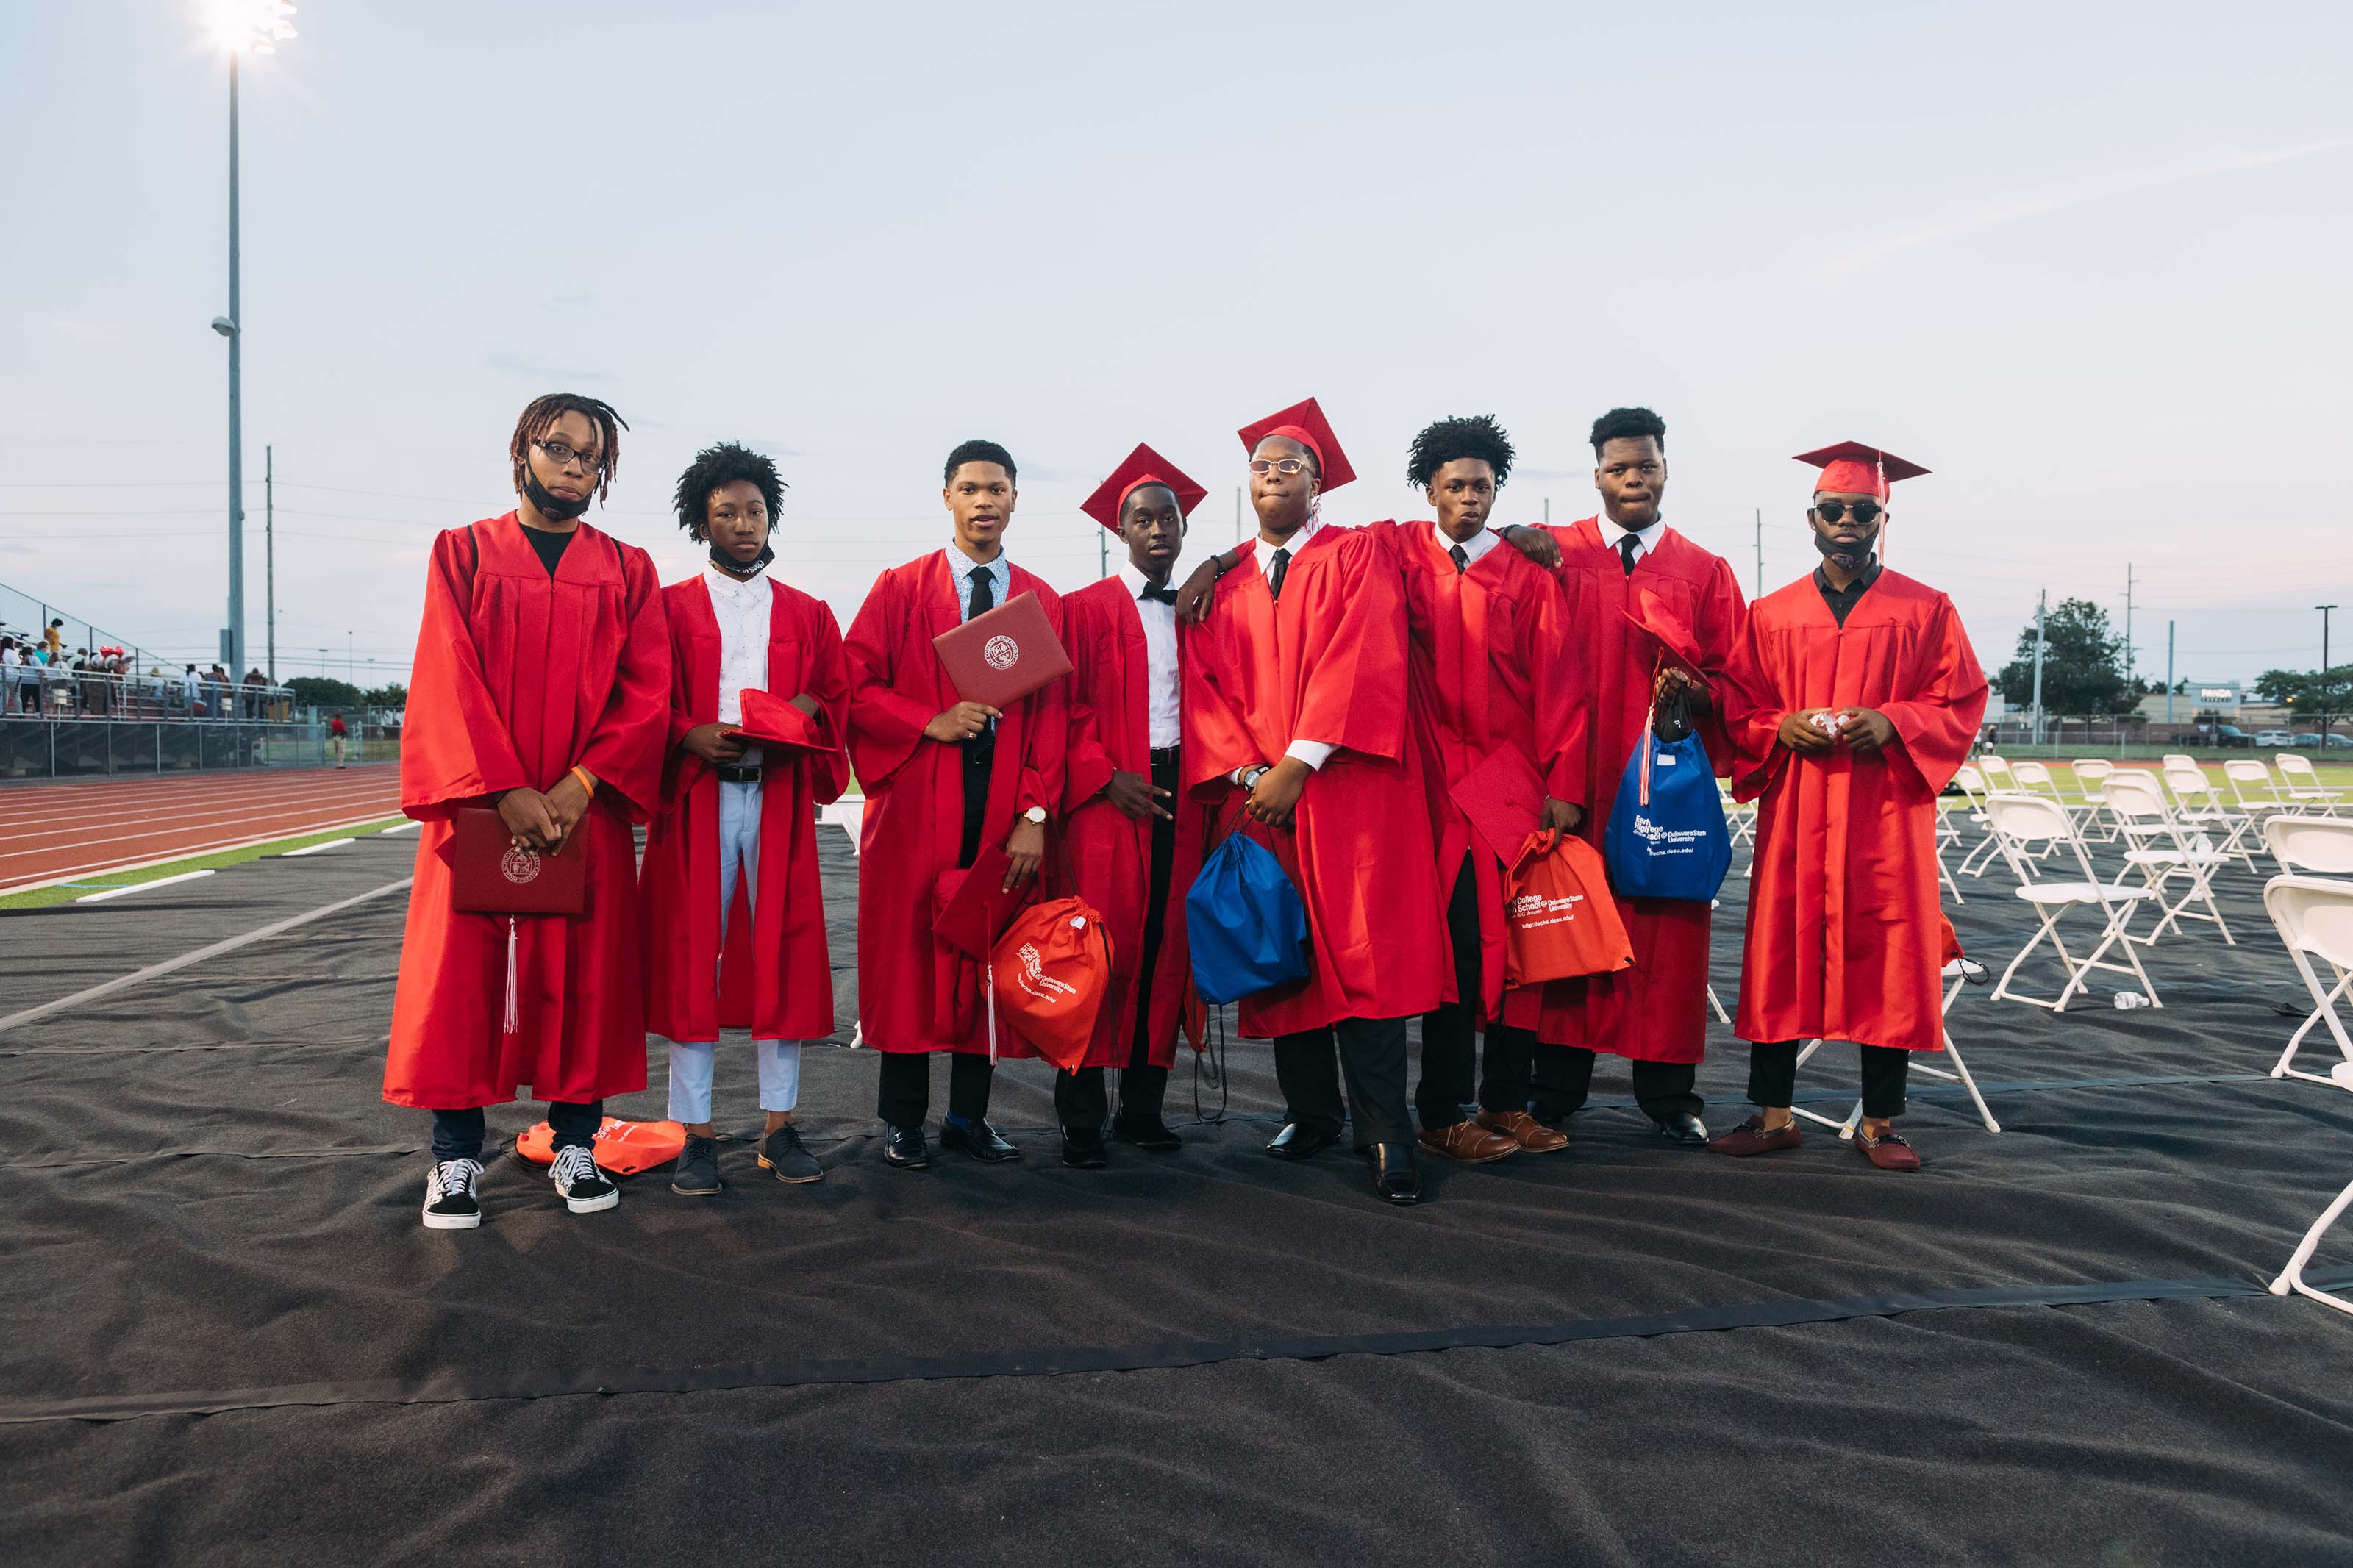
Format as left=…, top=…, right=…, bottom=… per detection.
left=502, top=917, right=521, bottom=1035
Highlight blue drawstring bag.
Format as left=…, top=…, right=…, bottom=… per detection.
left=1186, top=824, right=1310, bottom=1004
left=1603, top=694, right=1730, bottom=902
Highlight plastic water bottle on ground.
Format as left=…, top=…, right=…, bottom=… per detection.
left=2113, top=991, right=2151, bottom=1010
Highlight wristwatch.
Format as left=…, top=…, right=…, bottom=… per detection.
left=1022, top=805, right=1047, bottom=825
left=1240, top=765, right=1271, bottom=790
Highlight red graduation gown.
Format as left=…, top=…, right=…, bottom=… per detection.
left=845, top=552, right=1068, bottom=1056
left=1724, top=568, right=1988, bottom=1052
left=1060, top=578, right=1208, bottom=1069
left=639, top=576, right=851, bottom=1045
left=1182, top=525, right=1448, bottom=1037
left=1520, top=518, right=1747, bottom=1063
left=1381, top=520, right=1581, bottom=1020
left=382, top=514, right=671, bottom=1110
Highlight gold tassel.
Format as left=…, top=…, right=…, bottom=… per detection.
left=502, top=916, right=520, bottom=1035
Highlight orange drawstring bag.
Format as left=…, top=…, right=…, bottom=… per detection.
left=1504, top=830, right=1635, bottom=987
left=988, top=896, right=1114, bottom=1072
left=513, top=1116, right=687, bottom=1175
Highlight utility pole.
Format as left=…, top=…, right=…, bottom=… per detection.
left=2123, top=562, right=2135, bottom=698
left=1235, top=486, right=1243, bottom=544
left=1098, top=525, right=1107, bottom=581
left=264, top=444, right=274, bottom=682
left=2165, top=620, right=2175, bottom=723
left=2322, top=604, right=2340, bottom=745
left=1754, top=507, right=1764, bottom=599
left=1543, top=497, right=1551, bottom=524
left=224, top=51, right=246, bottom=684
left=2029, top=590, right=2048, bottom=746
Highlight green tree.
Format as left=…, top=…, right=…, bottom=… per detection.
left=363, top=682, right=407, bottom=709
left=2252, top=665, right=2353, bottom=720
left=1993, top=598, right=2131, bottom=716
left=287, top=676, right=363, bottom=709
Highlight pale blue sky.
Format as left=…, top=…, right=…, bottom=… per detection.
left=3, top=0, right=2347, bottom=689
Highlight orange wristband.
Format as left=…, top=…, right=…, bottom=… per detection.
left=568, top=765, right=596, bottom=797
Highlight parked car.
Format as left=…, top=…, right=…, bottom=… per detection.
left=2256, top=729, right=2296, bottom=746
left=2329, top=732, right=2353, bottom=749
left=2291, top=732, right=2323, bottom=747
left=2208, top=725, right=2255, bottom=749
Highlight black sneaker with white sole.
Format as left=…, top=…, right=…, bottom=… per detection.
left=550, top=1143, right=619, bottom=1213
left=422, top=1157, right=484, bottom=1230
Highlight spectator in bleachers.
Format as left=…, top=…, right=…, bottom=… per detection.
left=41, top=619, right=63, bottom=660
left=182, top=663, right=201, bottom=717
left=0, top=639, right=20, bottom=715
left=243, top=667, right=268, bottom=720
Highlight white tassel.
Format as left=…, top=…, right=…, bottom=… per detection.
left=502, top=916, right=520, bottom=1035
left=985, top=956, right=999, bottom=1066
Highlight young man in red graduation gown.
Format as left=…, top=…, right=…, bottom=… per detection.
left=1375, top=416, right=1582, bottom=1166
left=845, top=440, right=1065, bottom=1170
left=1054, top=445, right=1212, bottom=1168
left=1709, top=444, right=1988, bottom=1170
left=385, top=395, right=672, bottom=1230
left=1182, top=398, right=1450, bottom=1206
left=640, top=443, right=851, bottom=1196
left=1499, top=407, right=1747, bottom=1145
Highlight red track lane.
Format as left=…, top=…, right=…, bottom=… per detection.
left=0, top=764, right=405, bottom=893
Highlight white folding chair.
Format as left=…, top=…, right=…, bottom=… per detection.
left=1790, top=956, right=2001, bottom=1138
left=2262, top=854, right=2353, bottom=1089
left=1706, top=898, right=1734, bottom=1023
left=1977, top=753, right=2018, bottom=795
left=2164, top=764, right=2259, bottom=876
left=2265, top=1056, right=2353, bottom=1316
left=2277, top=753, right=2346, bottom=817
left=1985, top=792, right=2163, bottom=1011
left=2103, top=771, right=2235, bottom=946
left=1718, top=778, right=1757, bottom=851
left=2071, top=758, right=2120, bottom=842
left=2225, top=759, right=2302, bottom=848
left=821, top=797, right=866, bottom=854
left=2266, top=814, right=2353, bottom=878
left=2009, top=761, right=2074, bottom=862
left=2161, top=752, right=2199, bottom=773
left=1951, top=765, right=2004, bottom=878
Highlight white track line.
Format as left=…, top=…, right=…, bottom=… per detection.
left=0, top=812, right=410, bottom=898
left=278, top=838, right=354, bottom=857
left=0, top=876, right=415, bottom=1036
left=0, top=792, right=404, bottom=860
left=76, top=869, right=215, bottom=903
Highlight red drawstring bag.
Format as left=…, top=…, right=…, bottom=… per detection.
left=988, top=897, right=1113, bottom=1071
left=513, top=1116, right=687, bottom=1175
left=1504, top=830, right=1635, bottom=987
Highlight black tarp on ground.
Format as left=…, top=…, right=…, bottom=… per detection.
left=3, top=824, right=2352, bottom=1564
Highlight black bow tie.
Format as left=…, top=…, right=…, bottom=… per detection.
left=1138, top=584, right=1178, bottom=605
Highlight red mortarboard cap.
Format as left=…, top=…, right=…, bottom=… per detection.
left=726, top=689, right=842, bottom=755
left=1792, top=441, right=1930, bottom=501
left=1237, top=397, right=1355, bottom=492
left=1079, top=443, right=1208, bottom=534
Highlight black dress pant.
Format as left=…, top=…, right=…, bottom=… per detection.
left=429, top=1098, right=601, bottom=1164
left=1747, top=1039, right=1910, bottom=1119
left=1275, top=1016, right=1413, bottom=1150
left=1054, top=751, right=1179, bottom=1129
left=1530, top=1043, right=1703, bottom=1124
left=1416, top=853, right=1537, bottom=1127
left=876, top=1050, right=996, bottom=1131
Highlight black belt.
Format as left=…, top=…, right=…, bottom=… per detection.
left=1149, top=745, right=1181, bottom=765
left=711, top=763, right=764, bottom=783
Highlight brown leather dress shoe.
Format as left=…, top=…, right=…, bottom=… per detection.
left=1854, top=1126, right=1921, bottom=1171
left=1417, top=1119, right=1519, bottom=1164
left=1475, top=1109, right=1570, bottom=1153
left=1707, top=1116, right=1804, bottom=1157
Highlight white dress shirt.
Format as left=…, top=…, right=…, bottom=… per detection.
left=1235, top=518, right=1335, bottom=779
left=1435, top=525, right=1501, bottom=569
left=703, top=564, right=771, bottom=766
left=1117, top=562, right=1182, bottom=750
left=1596, top=515, right=1666, bottom=566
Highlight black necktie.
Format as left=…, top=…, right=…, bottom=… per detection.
left=1450, top=543, right=1469, bottom=574
left=1267, top=546, right=1291, bottom=601
left=1619, top=534, right=1640, bottom=577
left=1138, top=584, right=1178, bottom=605
left=968, top=564, right=994, bottom=620
left=965, top=566, right=996, bottom=754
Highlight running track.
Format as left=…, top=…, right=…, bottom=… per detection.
left=0, top=765, right=404, bottom=894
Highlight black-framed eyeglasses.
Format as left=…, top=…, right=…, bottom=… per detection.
left=1813, top=499, right=1882, bottom=526
left=1249, top=457, right=1310, bottom=476
left=534, top=438, right=601, bottom=472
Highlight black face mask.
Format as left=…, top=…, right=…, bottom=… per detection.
left=1814, top=523, right=1880, bottom=573
left=521, top=472, right=590, bottom=523
left=710, top=540, right=774, bottom=577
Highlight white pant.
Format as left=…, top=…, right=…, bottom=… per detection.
left=666, top=778, right=807, bottom=1123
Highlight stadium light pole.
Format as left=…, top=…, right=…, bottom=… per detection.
left=2321, top=604, right=2339, bottom=745
left=204, top=2, right=297, bottom=688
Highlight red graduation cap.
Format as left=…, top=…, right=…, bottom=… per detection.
left=725, top=689, right=843, bottom=754
left=1238, top=397, right=1355, bottom=493
left=1792, top=441, right=1930, bottom=501
left=1621, top=583, right=1707, bottom=679
left=1079, top=443, right=1208, bottom=535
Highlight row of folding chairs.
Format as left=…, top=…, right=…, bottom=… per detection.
left=2257, top=816, right=2353, bottom=1315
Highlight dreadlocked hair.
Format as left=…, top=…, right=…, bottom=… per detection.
left=510, top=393, right=629, bottom=504
left=673, top=442, right=786, bottom=540
left=1406, top=414, right=1516, bottom=489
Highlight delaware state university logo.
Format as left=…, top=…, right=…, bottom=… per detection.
left=982, top=634, right=1019, bottom=670
left=500, top=845, right=543, bottom=885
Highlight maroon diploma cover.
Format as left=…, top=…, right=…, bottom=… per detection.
left=931, top=591, right=1072, bottom=710
left=449, top=806, right=588, bottom=916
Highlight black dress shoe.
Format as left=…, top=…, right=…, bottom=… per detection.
left=940, top=1119, right=1023, bottom=1162
left=1060, top=1127, right=1109, bottom=1169
left=1653, top=1111, right=1710, bottom=1145
left=1112, top=1115, right=1183, bottom=1153
left=1368, top=1142, right=1423, bottom=1206
left=1265, top=1122, right=1339, bottom=1161
left=883, top=1123, right=930, bottom=1170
